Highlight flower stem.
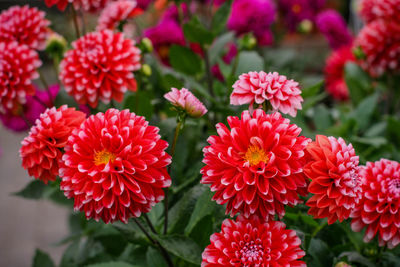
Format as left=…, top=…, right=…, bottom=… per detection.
left=71, top=6, right=81, bottom=38
left=143, top=213, right=157, bottom=234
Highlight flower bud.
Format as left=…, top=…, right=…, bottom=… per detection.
left=298, top=19, right=313, bottom=34
left=141, top=64, right=152, bottom=76
left=139, top=37, right=153, bottom=53
left=45, top=32, right=67, bottom=60
left=239, top=33, right=257, bottom=50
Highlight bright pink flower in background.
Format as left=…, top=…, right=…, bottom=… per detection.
left=227, top=0, right=276, bottom=46
left=60, top=109, right=171, bottom=223
left=359, top=0, right=400, bottom=23
left=97, top=0, right=143, bottom=31
left=201, top=110, right=310, bottom=220
left=355, top=20, right=400, bottom=77
left=351, top=159, right=400, bottom=249
left=44, top=0, right=111, bottom=12
left=230, top=71, right=303, bottom=117
left=202, top=216, right=306, bottom=266
left=304, top=135, right=362, bottom=224
left=316, top=9, right=353, bottom=50
left=0, top=85, right=59, bottom=132
left=0, top=41, right=41, bottom=114
left=0, top=5, right=50, bottom=50
left=20, top=105, right=86, bottom=184
left=324, top=46, right=355, bottom=101
left=164, top=88, right=207, bottom=118
left=279, top=0, right=326, bottom=31
left=60, top=30, right=141, bottom=108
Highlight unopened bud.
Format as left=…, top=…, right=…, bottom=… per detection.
left=298, top=19, right=313, bottom=34
left=239, top=33, right=257, bottom=50
left=141, top=64, right=152, bottom=76
left=45, top=32, right=67, bottom=59
left=353, top=46, right=366, bottom=60
left=139, top=37, right=153, bottom=53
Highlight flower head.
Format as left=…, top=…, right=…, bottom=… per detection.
left=355, top=20, right=400, bottom=77
left=0, top=41, right=41, bottom=114
left=324, top=46, right=355, bottom=101
left=202, top=216, right=306, bottom=266
left=279, top=0, right=326, bottom=31
left=43, top=0, right=111, bottom=12
left=60, top=109, right=171, bottom=223
left=201, top=110, right=310, bottom=220
left=0, top=85, right=59, bottom=132
left=316, top=9, right=353, bottom=50
left=359, top=0, right=400, bottom=24
left=304, top=135, right=362, bottom=224
left=230, top=71, right=303, bottom=117
left=164, top=88, right=207, bottom=118
left=60, top=30, right=141, bottom=108
left=97, top=0, right=143, bottom=31
left=0, top=5, right=50, bottom=50
left=351, top=159, right=400, bottom=249
left=20, top=105, right=86, bottom=184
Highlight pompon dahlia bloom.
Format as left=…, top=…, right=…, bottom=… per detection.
left=316, top=9, right=353, bottom=50
left=325, top=46, right=355, bottom=101
left=351, top=159, right=400, bottom=249
left=0, top=85, right=59, bottom=132
left=43, top=0, right=110, bottom=12
left=355, top=20, right=400, bottom=77
left=0, top=5, right=50, bottom=50
left=279, top=0, right=326, bottom=31
left=60, top=30, right=141, bottom=108
left=97, top=0, right=143, bottom=31
left=202, top=216, right=306, bottom=267
left=60, top=109, right=171, bottom=223
left=0, top=42, right=41, bottom=114
left=20, top=105, right=86, bottom=184
left=230, top=71, right=303, bottom=117
left=304, top=135, right=362, bottom=224
left=227, top=0, right=276, bottom=46
left=164, top=88, right=207, bottom=118
left=201, top=110, right=310, bottom=220
left=360, top=0, right=400, bottom=23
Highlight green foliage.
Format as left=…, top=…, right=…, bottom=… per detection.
left=33, top=250, right=55, bottom=267
left=169, top=45, right=203, bottom=76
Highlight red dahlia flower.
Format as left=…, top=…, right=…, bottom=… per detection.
left=230, top=71, right=303, bottom=117
left=304, top=135, right=362, bottom=224
left=202, top=216, right=306, bottom=266
left=360, top=0, right=400, bottom=24
left=60, top=109, right=171, bottom=223
left=97, top=0, right=143, bottom=31
left=351, top=159, right=400, bottom=249
left=0, top=41, right=41, bottom=114
left=355, top=20, right=400, bottom=77
left=0, top=5, right=50, bottom=50
left=20, top=105, right=86, bottom=184
left=324, top=46, right=355, bottom=101
left=44, top=0, right=111, bottom=12
left=60, top=30, right=141, bottom=108
left=201, top=110, right=310, bottom=220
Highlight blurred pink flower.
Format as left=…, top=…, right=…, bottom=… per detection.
left=164, top=88, right=207, bottom=118
left=97, top=0, right=143, bottom=31
left=279, top=0, right=326, bottom=31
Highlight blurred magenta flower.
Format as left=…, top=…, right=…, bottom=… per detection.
left=279, top=0, right=325, bottom=31
left=316, top=9, right=353, bottom=50
left=0, top=85, right=59, bottom=132
left=164, top=88, right=207, bottom=118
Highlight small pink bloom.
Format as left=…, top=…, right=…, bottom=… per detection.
left=164, top=88, right=207, bottom=118
left=97, top=0, right=143, bottom=31
left=230, top=71, right=303, bottom=117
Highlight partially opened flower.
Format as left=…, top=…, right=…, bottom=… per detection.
left=43, top=0, right=111, bottom=12
left=20, top=105, right=86, bottom=184
left=351, top=159, right=400, bottom=249
left=202, top=216, right=306, bottom=266
left=230, top=71, right=303, bottom=117
left=359, top=0, right=400, bottom=23
left=97, top=0, right=143, bottom=31
left=0, top=5, right=50, bottom=50
left=60, top=109, right=171, bottom=223
left=304, top=135, right=362, bottom=224
left=0, top=41, right=41, bottom=114
left=164, top=88, right=207, bottom=118
left=59, top=30, right=141, bottom=108
left=201, top=110, right=310, bottom=220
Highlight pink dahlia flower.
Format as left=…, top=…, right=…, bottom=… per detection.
left=230, top=71, right=303, bottom=117
left=59, top=30, right=141, bottom=108
left=351, top=159, right=400, bottom=249
left=60, top=109, right=171, bottom=223
left=0, top=85, right=59, bottom=132
left=0, top=5, right=50, bottom=50
left=97, top=0, right=143, bottom=31
left=202, top=216, right=306, bottom=266
left=360, top=0, right=400, bottom=24
left=164, top=88, right=207, bottom=118
left=0, top=41, right=41, bottom=114
left=201, top=110, right=310, bottom=220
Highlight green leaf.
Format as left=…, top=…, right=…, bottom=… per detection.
left=156, top=235, right=202, bottom=265
left=184, top=189, right=215, bottom=235
left=211, top=0, right=232, bottom=34
left=235, top=51, right=264, bottom=76
left=364, top=121, right=387, bottom=137
left=146, top=247, right=168, bottom=267
left=123, top=90, right=154, bottom=119
left=352, top=93, right=379, bottom=131
left=183, top=17, right=214, bottom=45
left=307, top=238, right=333, bottom=267
left=169, top=45, right=202, bottom=76
left=33, top=249, right=55, bottom=267
left=313, top=105, right=333, bottom=132
left=209, top=32, right=235, bottom=65
left=351, top=136, right=387, bottom=148
left=14, top=180, right=46, bottom=199
left=84, top=262, right=137, bottom=267
left=387, top=116, right=400, bottom=148
left=302, top=81, right=323, bottom=98
left=344, top=62, right=371, bottom=105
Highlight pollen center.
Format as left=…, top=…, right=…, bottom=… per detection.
left=244, top=145, right=269, bottom=166
left=94, top=150, right=116, bottom=166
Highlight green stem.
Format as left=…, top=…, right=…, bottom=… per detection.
left=71, top=6, right=81, bottom=38
left=143, top=213, right=157, bottom=234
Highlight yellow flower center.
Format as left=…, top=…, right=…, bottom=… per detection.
left=244, top=145, right=269, bottom=166
left=94, top=150, right=116, bottom=166
left=292, top=4, right=302, bottom=14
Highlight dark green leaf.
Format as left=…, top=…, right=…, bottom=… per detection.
left=211, top=0, right=232, bottom=34
left=344, top=62, right=371, bottom=105
left=387, top=116, right=400, bottom=148
left=353, top=93, right=379, bottom=131
left=84, top=262, right=137, bottom=267
left=184, top=190, right=215, bottom=235
left=307, top=238, right=333, bottom=267
left=123, top=90, right=154, bottom=119
left=14, top=180, right=46, bottom=199
left=183, top=17, right=214, bottom=45
left=302, top=81, right=323, bottom=98
left=313, top=105, right=333, bottom=132
left=157, top=235, right=202, bottom=265
left=169, top=45, right=202, bottom=76
left=146, top=247, right=168, bottom=267
left=235, top=51, right=264, bottom=76
left=33, top=249, right=55, bottom=267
